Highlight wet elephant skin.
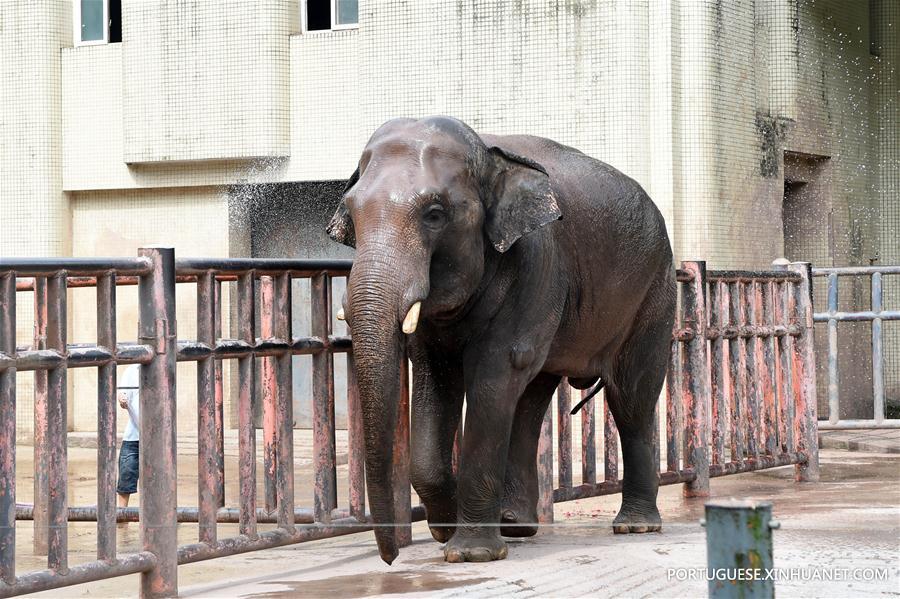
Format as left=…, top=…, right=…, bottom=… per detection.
left=326, top=116, right=676, bottom=564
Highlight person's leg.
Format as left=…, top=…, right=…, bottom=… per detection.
left=116, top=441, right=139, bottom=511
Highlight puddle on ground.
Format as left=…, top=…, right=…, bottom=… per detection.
left=242, top=571, right=492, bottom=598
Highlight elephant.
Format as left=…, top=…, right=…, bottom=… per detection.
left=326, top=116, right=676, bottom=564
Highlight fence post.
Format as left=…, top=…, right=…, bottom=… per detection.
left=536, top=405, right=554, bottom=524
left=138, top=247, right=178, bottom=598
left=787, top=262, right=820, bottom=482
left=0, top=272, right=16, bottom=585
left=681, top=261, right=710, bottom=497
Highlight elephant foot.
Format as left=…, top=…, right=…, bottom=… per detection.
left=443, top=530, right=508, bottom=563
left=612, top=501, right=662, bottom=534
left=429, top=525, right=455, bottom=543
left=500, top=508, right=539, bottom=537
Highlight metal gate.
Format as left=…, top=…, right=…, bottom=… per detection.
left=0, top=251, right=820, bottom=598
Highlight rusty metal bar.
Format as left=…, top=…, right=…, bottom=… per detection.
left=0, top=553, right=157, bottom=599
left=580, top=389, right=596, bottom=485
left=274, top=273, right=295, bottom=532
left=811, top=309, right=900, bottom=322
left=680, top=260, right=709, bottom=497
left=393, top=356, right=412, bottom=547
left=196, top=272, right=217, bottom=545
left=311, top=274, right=337, bottom=522
left=0, top=272, right=16, bottom=585
left=826, top=272, right=839, bottom=424
left=96, top=273, right=117, bottom=561
left=665, top=342, right=679, bottom=471
left=260, top=276, right=277, bottom=514
left=603, top=394, right=618, bottom=482
left=176, top=258, right=353, bottom=277
left=237, top=273, right=257, bottom=538
left=138, top=247, right=178, bottom=598
left=346, top=353, right=366, bottom=521
left=761, top=281, right=779, bottom=456
left=708, top=452, right=807, bottom=477
left=16, top=504, right=355, bottom=525
left=46, top=272, right=68, bottom=573
left=553, top=469, right=696, bottom=502
left=744, top=282, right=760, bottom=459
left=32, top=277, right=48, bottom=556
left=787, top=263, right=820, bottom=482
left=213, top=278, right=225, bottom=509
left=536, top=404, right=554, bottom=524
left=871, top=272, right=884, bottom=424
left=176, top=508, right=426, bottom=566
left=709, top=281, right=726, bottom=465
left=0, top=257, right=152, bottom=277
left=813, top=265, right=900, bottom=275
left=556, top=381, right=572, bottom=489
left=773, top=276, right=794, bottom=453
left=728, top=282, right=746, bottom=461
left=706, top=270, right=802, bottom=282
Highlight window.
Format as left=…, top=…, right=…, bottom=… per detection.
left=74, top=0, right=122, bottom=46
left=304, top=0, right=358, bottom=32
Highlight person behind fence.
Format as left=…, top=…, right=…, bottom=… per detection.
left=117, top=363, right=140, bottom=508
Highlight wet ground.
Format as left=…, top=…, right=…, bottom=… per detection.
left=15, top=448, right=899, bottom=598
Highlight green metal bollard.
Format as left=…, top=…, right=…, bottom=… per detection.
left=703, top=500, right=780, bottom=598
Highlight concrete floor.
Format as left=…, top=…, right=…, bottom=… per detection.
left=15, top=448, right=900, bottom=598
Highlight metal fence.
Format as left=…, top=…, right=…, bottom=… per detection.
left=812, top=265, right=900, bottom=429
left=0, top=252, right=820, bottom=598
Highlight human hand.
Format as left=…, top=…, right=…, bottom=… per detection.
left=117, top=391, right=128, bottom=409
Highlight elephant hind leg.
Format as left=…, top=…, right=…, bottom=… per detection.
left=500, top=373, right=560, bottom=538
left=606, top=274, right=675, bottom=534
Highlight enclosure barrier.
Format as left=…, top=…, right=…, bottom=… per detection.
left=812, top=266, right=900, bottom=429
left=0, top=253, right=819, bottom=598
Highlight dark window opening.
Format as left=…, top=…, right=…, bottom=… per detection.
left=307, top=0, right=331, bottom=31
left=109, top=0, right=122, bottom=43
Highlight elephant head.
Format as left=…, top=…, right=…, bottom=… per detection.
left=326, top=116, right=560, bottom=564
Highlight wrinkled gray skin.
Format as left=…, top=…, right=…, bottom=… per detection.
left=327, top=116, right=675, bottom=564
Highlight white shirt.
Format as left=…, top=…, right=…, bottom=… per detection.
left=119, top=364, right=140, bottom=442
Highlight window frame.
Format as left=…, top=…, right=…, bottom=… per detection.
left=73, top=0, right=110, bottom=47
left=301, top=0, right=359, bottom=33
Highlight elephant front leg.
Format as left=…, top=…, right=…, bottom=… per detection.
left=409, top=346, right=464, bottom=544
left=444, top=370, right=531, bottom=563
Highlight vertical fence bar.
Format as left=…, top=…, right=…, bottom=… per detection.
left=536, top=405, right=554, bottom=524
left=0, top=272, right=16, bottom=584
left=32, top=277, right=49, bottom=555
left=393, top=356, right=412, bottom=547
left=709, top=281, right=726, bottom=465
left=196, top=271, right=217, bottom=544
left=213, top=279, right=225, bottom=508
left=237, top=272, right=257, bottom=538
left=744, top=282, right=760, bottom=459
left=788, top=263, right=820, bottom=482
left=761, top=282, right=779, bottom=455
left=773, top=263, right=796, bottom=454
left=138, top=247, right=178, bottom=598
left=665, top=342, right=679, bottom=472
left=603, top=395, right=618, bottom=482
left=651, top=403, right=660, bottom=475
left=580, top=390, right=596, bottom=485
left=260, top=277, right=277, bottom=514
left=680, top=261, right=709, bottom=497
left=46, top=272, right=68, bottom=573
left=96, top=273, right=117, bottom=561
left=311, top=273, right=337, bottom=522
left=556, top=381, right=572, bottom=490
left=871, top=272, right=884, bottom=424
left=826, top=272, right=839, bottom=424
left=728, top=282, right=746, bottom=461
left=274, top=273, right=295, bottom=531
left=346, top=353, right=366, bottom=521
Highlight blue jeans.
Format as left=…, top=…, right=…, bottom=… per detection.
left=116, top=440, right=139, bottom=494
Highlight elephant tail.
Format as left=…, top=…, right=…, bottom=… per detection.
left=569, top=377, right=605, bottom=415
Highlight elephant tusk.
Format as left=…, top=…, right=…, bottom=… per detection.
left=336, top=308, right=346, bottom=321
left=402, top=302, right=421, bottom=334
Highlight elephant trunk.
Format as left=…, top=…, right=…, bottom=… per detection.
left=347, top=249, right=427, bottom=564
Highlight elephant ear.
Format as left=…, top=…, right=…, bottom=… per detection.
left=484, top=147, right=562, bottom=253
left=326, top=168, right=360, bottom=248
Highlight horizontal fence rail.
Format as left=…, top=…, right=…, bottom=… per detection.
left=0, top=252, right=821, bottom=598
left=812, top=266, right=900, bottom=429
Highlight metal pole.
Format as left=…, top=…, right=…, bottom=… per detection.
left=787, top=263, right=820, bottom=482
left=704, top=499, right=778, bottom=598
left=32, top=277, right=49, bottom=556
left=237, top=273, right=258, bottom=538
left=138, top=247, right=178, bottom=598
left=96, top=273, right=117, bottom=561
left=0, top=272, right=16, bottom=584
left=197, top=271, right=217, bottom=545
left=556, top=381, right=572, bottom=489
left=536, top=404, right=554, bottom=524
left=46, top=273, right=68, bottom=573
left=871, top=272, right=884, bottom=424
left=681, top=261, right=710, bottom=497
left=311, top=273, right=337, bottom=522
left=826, top=272, right=839, bottom=424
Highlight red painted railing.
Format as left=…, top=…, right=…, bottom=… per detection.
left=0, top=252, right=819, bottom=598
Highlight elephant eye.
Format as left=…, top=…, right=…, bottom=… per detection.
left=422, top=204, right=447, bottom=229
